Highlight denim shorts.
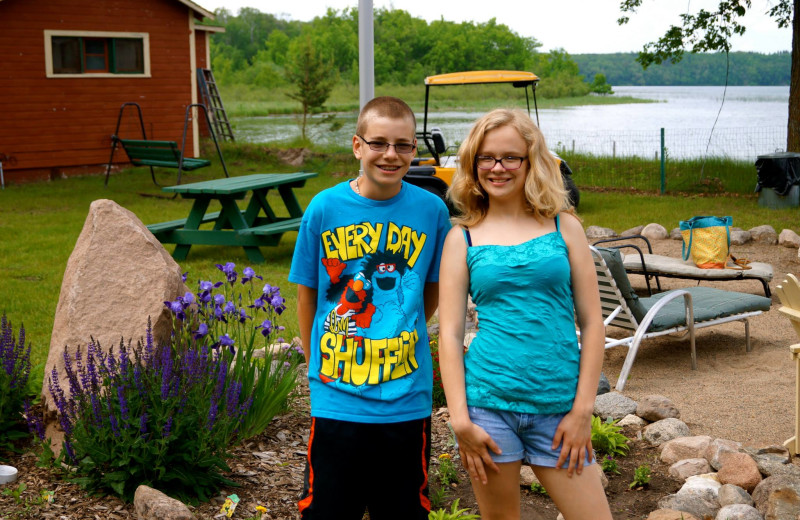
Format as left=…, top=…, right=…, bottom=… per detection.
left=467, top=406, right=595, bottom=468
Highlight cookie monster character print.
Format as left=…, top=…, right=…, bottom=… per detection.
left=359, top=251, right=420, bottom=337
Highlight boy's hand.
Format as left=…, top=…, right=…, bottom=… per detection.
left=453, top=421, right=502, bottom=485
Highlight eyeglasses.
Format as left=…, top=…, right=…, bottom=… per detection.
left=475, top=156, right=526, bottom=170
left=357, top=135, right=416, bottom=155
left=376, top=263, right=396, bottom=273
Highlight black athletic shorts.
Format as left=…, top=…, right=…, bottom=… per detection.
left=298, top=416, right=431, bottom=520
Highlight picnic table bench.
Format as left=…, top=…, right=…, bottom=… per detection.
left=147, top=172, right=317, bottom=263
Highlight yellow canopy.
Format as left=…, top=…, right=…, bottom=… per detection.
left=424, top=70, right=539, bottom=86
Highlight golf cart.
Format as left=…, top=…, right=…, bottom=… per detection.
left=404, top=70, right=579, bottom=212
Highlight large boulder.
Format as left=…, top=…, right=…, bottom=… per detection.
left=44, top=199, right=187, bottom=413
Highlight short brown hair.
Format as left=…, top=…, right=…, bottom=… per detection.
left=356, top=96, right=416, bottom=136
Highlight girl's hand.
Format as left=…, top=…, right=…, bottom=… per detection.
left=551, top=410, right=594, bottom=477
left=453, top=421, right=502, bottom=485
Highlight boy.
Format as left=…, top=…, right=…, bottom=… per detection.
left=289, top=96, right=450, bottom=519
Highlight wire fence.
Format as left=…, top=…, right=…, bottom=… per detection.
left=547, top=126, right=789, bottom=194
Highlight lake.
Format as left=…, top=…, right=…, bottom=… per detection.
left=232, top=86, right=789, bottom=160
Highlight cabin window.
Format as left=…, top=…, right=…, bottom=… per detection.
left=45, top=31, right=150, bottom=78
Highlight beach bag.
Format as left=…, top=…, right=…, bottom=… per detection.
left=680, top=216, right=733, bottom=269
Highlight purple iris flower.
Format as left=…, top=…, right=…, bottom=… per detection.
left=215, top=262, right=238, bottom=283
left=165, top=300, right=186, bottom=321
left=181, top=271, right=188, bottom=283
left=199, top=281, right=213, bottom=292
left=214, top=294, right=226, bottom=306
left=238, top=308, right=250, bottom=324
left=256, top=319, right=272, bottom=337
left=224, top=301, right=236, bottom=314
left=181, top=291, right=195, bottom=307
left=193, top=322, right=209, bottom=339
left=241, top=266, right=263, bottom=284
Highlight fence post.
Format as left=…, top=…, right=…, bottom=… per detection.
left=660, top=128, right=666, bottom=194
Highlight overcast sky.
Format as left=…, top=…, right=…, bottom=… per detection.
left=199, top=0, right=791, bottom=54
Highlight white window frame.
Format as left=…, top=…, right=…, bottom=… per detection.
left=44, top=30, right=151, bottom=78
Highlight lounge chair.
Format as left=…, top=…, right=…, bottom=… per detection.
left=777, top=274, right=800, bottom=454
left=590, top=246, right=773, bottom=391
left=593, top=235, right=773, bottom=297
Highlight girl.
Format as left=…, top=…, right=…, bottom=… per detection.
left=438, top=109, right=612, bottom=519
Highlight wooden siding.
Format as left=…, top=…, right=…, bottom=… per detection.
left=0, top=0, right=210, bottom=182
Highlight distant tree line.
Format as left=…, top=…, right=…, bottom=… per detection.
left=572, top=52, right=790, bottom=86
left=208, top=7, right=610, bottom=98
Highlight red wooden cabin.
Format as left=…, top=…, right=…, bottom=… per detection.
left=0, top=0, right=223, bottom=183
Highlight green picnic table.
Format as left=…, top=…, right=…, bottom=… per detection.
left=147, top=172, right=317, bottom=263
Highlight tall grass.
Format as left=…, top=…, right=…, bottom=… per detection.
left=564, top=153, right=760, bottom=194
left=1, top=141, right=797, bottom=380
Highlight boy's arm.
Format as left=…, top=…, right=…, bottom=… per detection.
left=423, top=282, right=439, bottom=323
left=296, top=284, right=318, bottom=364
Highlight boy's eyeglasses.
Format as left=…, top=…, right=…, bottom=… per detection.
left=476, top=156, right=526, bottom=170
left=357, top=135, right=416, bottom=154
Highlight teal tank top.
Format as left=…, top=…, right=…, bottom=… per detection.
left=463, top=215, right=579, bottom=414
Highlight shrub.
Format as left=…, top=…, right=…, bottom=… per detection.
left=37, top=327, right=247, bottom=503
left=0, top=313, right=32, bottom=457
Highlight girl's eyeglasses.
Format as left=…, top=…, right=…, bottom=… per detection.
left=475, top=156, right=526, bottom=170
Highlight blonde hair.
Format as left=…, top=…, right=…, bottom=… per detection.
left=356, top=96, right=416, bottom=136
left=448, top=109, right=571, bottom=227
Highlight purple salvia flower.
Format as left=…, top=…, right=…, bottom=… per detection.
left=64, top=441, right=76, bottom=462
left=238, top=395, right=254, bottom=421
left=133, top=364, right=144, bottom=398
left=109, top=414, right=120, bottom=438
left=144, top=318, right=155, bottom=364
left=24, top=400, right=45, bottom=441
left=139, top=413, right=148, bottom=435
left=91, top=392, right=102, bottom=427
left=213, top=361, right=227, bottom=402
left=208, top=397, right=218, bottom=430
left=160, top=354, right=173, bottom=401
left=163, top=416, right=173, bottom=438
left=117, top=385, right=129, bottom=422
left=226, top=381, right=242, bottom=418
left=87, top=342, right=99, bottom=390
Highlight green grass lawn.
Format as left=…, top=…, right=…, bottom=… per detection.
left=2, top=143, right=797, bottom=373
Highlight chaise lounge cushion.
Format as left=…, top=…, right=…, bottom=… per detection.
left=640, top=287, right=772, bottom=332
left=623, top=253, right=773, bottom=282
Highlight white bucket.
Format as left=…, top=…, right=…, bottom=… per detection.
left=0, top=465, right=18, bottom=484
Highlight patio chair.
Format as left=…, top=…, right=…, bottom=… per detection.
left=777, top=274, right=800, bottom=454
left=590, top=246, right=772, bottom=391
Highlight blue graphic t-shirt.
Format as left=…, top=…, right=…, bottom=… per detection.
left=289, top=180, right=450, bottom=423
